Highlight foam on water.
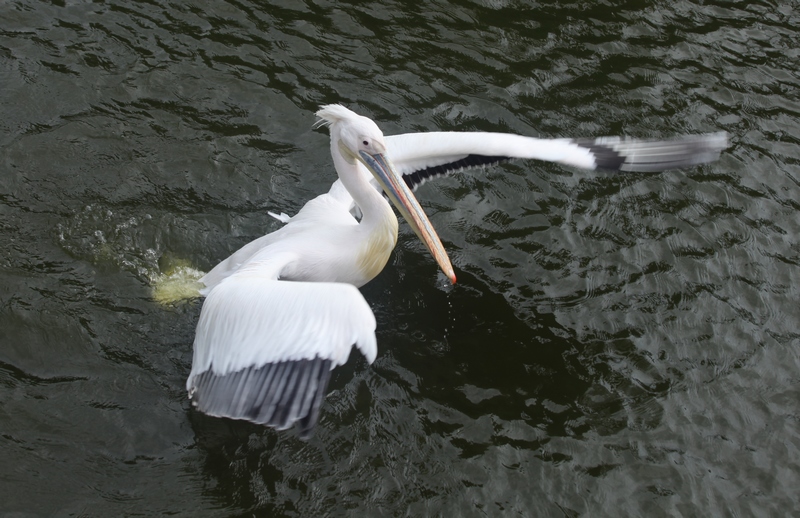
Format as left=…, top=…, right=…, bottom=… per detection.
left=151, top=262, right=205, bottom=306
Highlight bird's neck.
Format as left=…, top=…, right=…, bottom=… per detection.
left=331, top=142, right=399, bottom=282
left=331, top=142, right=396, bottom=232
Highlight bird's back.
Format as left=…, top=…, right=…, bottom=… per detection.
left=200, top=191, right=364, bottom=291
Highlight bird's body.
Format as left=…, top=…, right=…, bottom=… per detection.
left=200, top=185, right=397, bottom=291
left=187, top=105, right=453, bottom=438
left=187, top=104, right=728, bottom=439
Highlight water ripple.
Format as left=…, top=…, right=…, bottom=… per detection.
left=1, top=0, right=799, bottom=515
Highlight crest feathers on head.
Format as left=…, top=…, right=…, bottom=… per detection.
left=314, top=104, right=359, bottom=129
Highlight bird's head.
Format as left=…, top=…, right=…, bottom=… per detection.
left=315, top=104, right=456, bottom=284
left=315, top=104, right=387, bottom=164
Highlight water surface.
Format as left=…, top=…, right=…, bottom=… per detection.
left=1, top=0, right=799, bottom=515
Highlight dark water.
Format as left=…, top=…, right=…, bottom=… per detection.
left=2, top=0, right=799, bottom=515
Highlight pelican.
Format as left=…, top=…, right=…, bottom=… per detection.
left=187, top=105, right=728, bottom=438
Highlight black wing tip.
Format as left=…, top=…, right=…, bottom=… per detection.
left=571, top=139, right=626, bottom=170
left=189, top=357, right=333, bottom=440
left=572, top=132, right=729, bottom=172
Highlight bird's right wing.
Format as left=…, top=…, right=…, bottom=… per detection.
left=187, top=261, right=377, bottom=439
left=385, top=131, right=729, bottom=190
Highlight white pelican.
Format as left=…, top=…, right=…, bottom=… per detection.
left=187, top=105, right=728, bottom=438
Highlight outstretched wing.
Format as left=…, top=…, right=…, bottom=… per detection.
left=188, top=265, right=377, bottom=439
left=385, top=131, right=729, bottom=190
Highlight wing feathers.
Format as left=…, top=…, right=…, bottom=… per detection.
left=190, top=358, right=333, bottom=439
left=572, top=133, right=728, bottom=172
left=187, top=276, right=377, bottom=438
left=386, top=131, right=728, bottom=189
left=402, top=154, right=510, bottom=190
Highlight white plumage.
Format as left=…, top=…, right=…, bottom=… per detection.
left=187, top=105, right=453, bottom=438
left=385, top=131, right=728, bottom=187
left=187, top=105, right=728, bottom=438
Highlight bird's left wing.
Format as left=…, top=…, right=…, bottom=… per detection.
left=386, top=131, right=729, bottom=190
left=187, top=254, right=377, bottom=439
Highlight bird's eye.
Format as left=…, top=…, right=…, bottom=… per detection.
left=362, top=140, right=369, bottom=147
